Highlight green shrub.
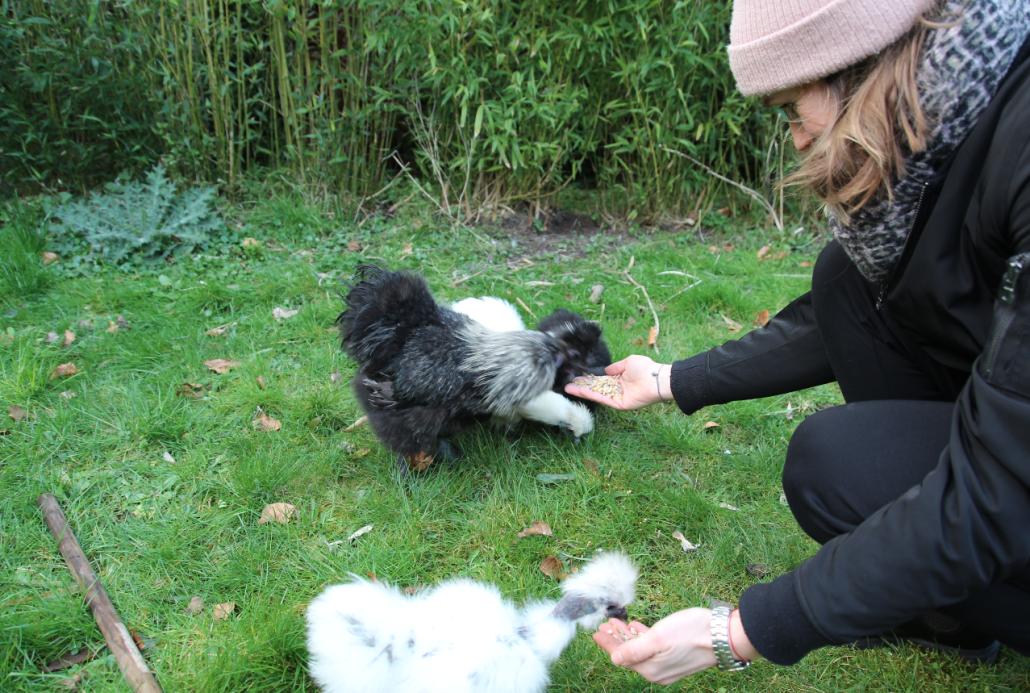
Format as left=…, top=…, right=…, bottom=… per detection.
left=47, top=166, right=226, bottom=268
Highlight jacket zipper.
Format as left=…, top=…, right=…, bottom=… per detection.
left=982, top=252, right=1029, bottom=378
left=876, top=181, right=929, bottom=310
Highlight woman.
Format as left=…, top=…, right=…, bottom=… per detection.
left=566, top=0, right=1030, bottom=683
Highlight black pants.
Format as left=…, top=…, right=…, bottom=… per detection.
left=783, top=242, right=1030, bottom=653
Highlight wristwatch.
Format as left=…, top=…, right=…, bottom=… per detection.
left=710, top=604, right=751, bottom=672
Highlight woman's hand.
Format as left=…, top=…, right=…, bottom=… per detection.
left=592, top=609, right=718, bottom=685
left=564, top=355, right=672, bottom=410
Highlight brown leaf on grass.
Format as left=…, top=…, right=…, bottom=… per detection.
left=8, top=405, right=27, bottom=422
left=272, top=306, right=299, bottom=321
left=176, top=382, right=207, bottom=399
left=671, top=530, right=700, bottom=553
left=241, top=237, right=262, bottom=249
left=62, top=330, right=75, bottom=347
left=60, top=391, right=76, bottom=400
left=754, top=309, right=770, bottom=327
left=50, top=363, right=78, bottom=379
left=517, top=521, right=554, bottom=539
left=43, top=648, right=96, bottom=673
left=206, top=323, right=234, bottom=337
left=746, top=563, right=771, bottom=579
left=213, top=602, right=236, bottom=620
left=41, top=251, right=59, bottom=265
left=407, top=451, right=434, bottom=471
left=403, top=585, right=421, bottom=595
left=539, top=556, right=566, bottom=580
left=253, top=409, right=282, bottom=432
left=347, top=239, right=363, bottom=252
left=400, top=242, right=414, bottom=258
left=756, top=245, right=771, bottom=260
left=255, top=376, right=267, bottom=390
left=46, top=331, right=60, bottom=344
left=77, top=319, right=94, bottom=332
left=162, top=451, right=176, bottom=464
left=58, top=670, right=86, bottom=690
left=647, top=326, right=659, bottom=349
left=703, top=421, right=720, bottom=430
left=186, top=596, right=204, bottom=615
left=799, top=260, right=813, bottom=268
left=348, top=524, right=374, bottom=543
left=720, top=314, right=742, bottom=333
left=204, top=359, right=239, bottom=374
left=258, top=503, right=297, bottom=525
left=622, top=316, right=637, bottom=330
left=344, top=415, right=367, bottom=432
left=330, top=371, right=343, bottom=385
left=588, top=284, right=604, bottom=304
left=582, top=458, right=600, bottom=477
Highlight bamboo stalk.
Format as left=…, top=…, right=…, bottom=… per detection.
left=37, top=494, right=163, bottom=693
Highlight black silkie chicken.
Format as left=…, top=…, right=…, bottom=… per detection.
left=336, top=265, right=610, bottom=471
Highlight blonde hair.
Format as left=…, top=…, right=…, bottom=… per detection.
left=786, top=8, right=955, bottom=220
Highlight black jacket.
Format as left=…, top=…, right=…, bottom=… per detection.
left=668, top=38, right=1030, bottom=664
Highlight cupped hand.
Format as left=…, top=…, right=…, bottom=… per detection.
left=592, top=608, right=717, bottom=685
left=564, top=355, right=670, bottom=410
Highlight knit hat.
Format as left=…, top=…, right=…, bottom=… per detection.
left=728, top=0, right=939, bottom=96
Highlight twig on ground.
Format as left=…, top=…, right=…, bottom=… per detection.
left=38, top=494, right=163, bottom=693
left=515, top=296, right=537, bottom=320
left=622, top=256, right=661, bottom=354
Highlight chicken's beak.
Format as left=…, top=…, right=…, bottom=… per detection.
left=606, top=605, right=628, bottom=621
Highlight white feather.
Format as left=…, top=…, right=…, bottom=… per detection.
left=516, top=391, right=593, bottom=438
left=306, top=552, right=636, bottom=693
left=451, top=297, right=526, bottom=332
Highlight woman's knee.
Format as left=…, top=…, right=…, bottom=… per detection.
left=782, top=408, right=846, bottom=543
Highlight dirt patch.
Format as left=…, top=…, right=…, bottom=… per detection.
left=489, top=207, right=627, bottom=264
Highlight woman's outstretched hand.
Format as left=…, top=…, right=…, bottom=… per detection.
left=592, top=609, right=718, bottom=685
left=564, top=355, right=673, bottom=410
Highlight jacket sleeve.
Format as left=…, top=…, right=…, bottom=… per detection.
left=668, top=292, right=835, bottom=415
left=738, top=248, right=1030, bottom=665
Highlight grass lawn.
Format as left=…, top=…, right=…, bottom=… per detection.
left=2, top=193, right=1028, bottom=692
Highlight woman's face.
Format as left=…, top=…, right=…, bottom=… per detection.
left=766, top=81, right=834, bottom=151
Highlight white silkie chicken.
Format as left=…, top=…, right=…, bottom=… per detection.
left=305, top=551, right=638, bottom=693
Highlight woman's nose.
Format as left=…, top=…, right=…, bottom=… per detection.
left=790, top=121, right=814, bottom=151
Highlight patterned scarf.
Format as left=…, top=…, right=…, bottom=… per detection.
left=830, top=0, right=1030, bottom=283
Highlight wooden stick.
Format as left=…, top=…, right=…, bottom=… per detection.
left=38, top=494, right=163, bottom=693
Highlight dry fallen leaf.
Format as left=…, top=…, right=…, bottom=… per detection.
left=400, top=242, right=414, bottom=258
left=58, top=670, right=86, bottom=690
left=258, top=502, right=297, bottom=525
left=162, top=451, right=176, bottom=464
left=671, top=530, right=700, bottom=553
left=213, top=602, right=236, bottom=620
left=204, top=359, right=239, bottom=374
left=50, top=363, right=78, bottom=379
left=539, top=556, right=566, bottom=580
left=344, top=415, right=367, bottom=432
left=746, top=563, right=771, bottom=579
left=186, top=596, right=204, bottom=615
left=588, top=284, right=605, bottom=304
left=799, top=260, right=813, bottom=268
left=242, top=237, right=262, bottom=249
left=756, top=245, right=771, bottom=260
left=77, top=319, right=93, bottom=331
left=407, top=451, right=434, bottom=471
left=60, top=391, right=76, bottom=400
left=176, top=382, right=207, bottom=399
left=754, top=309, right=770, bottom=327
left=347, top=239, right=363, bottom=252
left=206, top=323, right=233, bottom=337
left=622, top=316, right=637, bottom=330
left=272, top=306, right=299, bottom=321
left=62, top=330, right=75, bottom=347
left=703, top=421, right=720, bottom=430
left=253, top=409, right=282, bottom=432
left=43, top=648, right=96, bottom=673
left=720, top=314, right=742, bottom=333
left=517, top=521, right=554, bottom=539
left=718, top=502, right=740, bottom=512
left=403, top=585, right=420, bottom=595
left=41, top=251, right=59, bottom=265
left=647, top=325, right=659, bottom=349
left=582, top=458, right=600, bottom=477
left=46, top=331, right=60, bottom=344
left=330, top=371, right=343, bottom=385
left=348, top=524, right=374, bottom=543
left=8, top=405, right=28, bottom=422
left=255, top=376, right=267, bottom=390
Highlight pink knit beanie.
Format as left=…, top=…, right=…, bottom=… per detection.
left=728, top=0, right=939, bottom=96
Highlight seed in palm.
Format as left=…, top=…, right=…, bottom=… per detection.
left=572, top=374, right=623, bottom=399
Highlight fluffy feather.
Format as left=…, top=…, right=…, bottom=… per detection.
left=306, top=552, right=637, bottom=693
left=451, top=296, right=526, bottom=332
left=337, top=267, right=607, bottom=469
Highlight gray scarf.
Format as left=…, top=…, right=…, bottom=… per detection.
left=830, top=0, right=1030, bottom=283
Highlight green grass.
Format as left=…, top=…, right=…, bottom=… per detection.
left=1, top=194, right=1028, bottom=692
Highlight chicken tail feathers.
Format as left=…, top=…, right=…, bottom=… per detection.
left=337, top=265, right=442, bottom=372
